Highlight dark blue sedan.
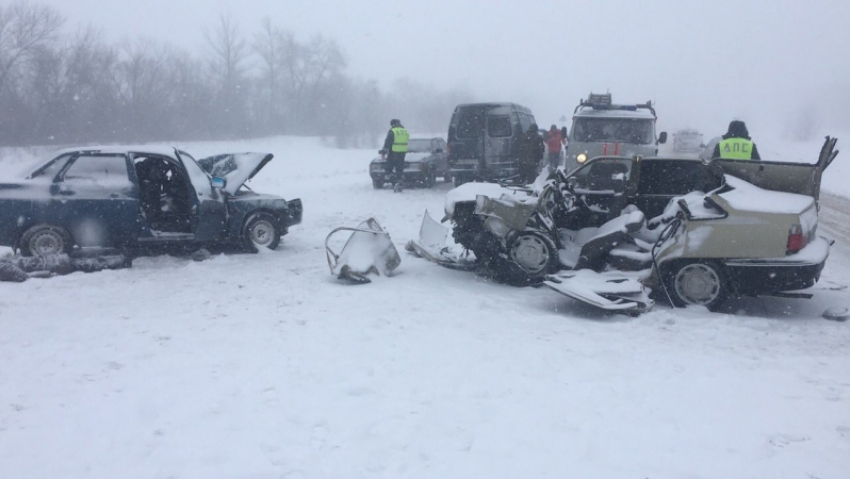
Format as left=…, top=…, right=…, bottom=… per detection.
left=0, top=146, right=302, bottom=256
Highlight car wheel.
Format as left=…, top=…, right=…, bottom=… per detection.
left=665, top=260, right=728, bottom=310
left=19, top=224, right=74, bottom=257
left=507, top=231, right=559, bottom=281
left=372, top=178, right=383, bottom=189
left=425, top=170, right=437, bottom=188
left=242, top=212, right=281, bottom=252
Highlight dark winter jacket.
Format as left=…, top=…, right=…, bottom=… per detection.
left=518, top=130, right=545, bottom=165
left=713, top=120, right=761, bottom=160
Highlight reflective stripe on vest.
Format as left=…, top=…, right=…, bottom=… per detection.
left=719, top=137, right=754, bottom=160
left=391, top=127, right=409, bottom=153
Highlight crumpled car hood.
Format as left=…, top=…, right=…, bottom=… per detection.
left=196, top=152, right=273, bottom=195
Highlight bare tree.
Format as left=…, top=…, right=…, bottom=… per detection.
left=252, top=17, right=297, bottom=135
left=204, top=12, right=250, bottom=136
left=0, top=1, right=64, bottom=93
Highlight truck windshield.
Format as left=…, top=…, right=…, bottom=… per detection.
left=572, top=118, right=654, bottom=145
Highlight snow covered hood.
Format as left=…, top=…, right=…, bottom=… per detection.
left=444, top=182, right=530, bottom=216
left=196, top=152, right=273, bottom=195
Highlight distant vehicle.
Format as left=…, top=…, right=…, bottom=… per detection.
left=446, top=102, right=538, bottom=185
left=564, top=93, right=667, bottom=172
left=672, top=128, right=705, bottom=154
left=369, top=137, right=449, bottom=189
left=0, top=146, right=302, bottom=256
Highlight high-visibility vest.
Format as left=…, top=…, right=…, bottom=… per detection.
left=719, top=137, right=755, bottom=160
left=391, top=127, right=409, bottom=153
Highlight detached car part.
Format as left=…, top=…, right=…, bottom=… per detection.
left=325, top=218, right=401, bottom=284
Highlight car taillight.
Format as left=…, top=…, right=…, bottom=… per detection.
left=786, top=224, right=807, bottom=254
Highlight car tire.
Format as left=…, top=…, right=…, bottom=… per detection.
left=507, top=231, right=560, bottom=282
left=242, top=212, right=281, bottom=252
left=19, top=224, right=74, bottom=257
left=664, top=260, right=728, bottom=311
left=372, top=179, right=383, bottom=189
left=425, top=170, right=436, bottom=188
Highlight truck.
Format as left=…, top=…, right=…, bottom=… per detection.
left=564, top=93, right=667, bottom=172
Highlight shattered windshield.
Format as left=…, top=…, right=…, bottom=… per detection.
left=573, top=118, right=654, bottom=144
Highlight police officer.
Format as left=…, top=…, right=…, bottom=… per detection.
left=714, top=120, right=761, bottom=160
left=381, top=119, right=410, bottom=192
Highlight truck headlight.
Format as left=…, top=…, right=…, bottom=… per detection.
left=576, top=153, right=588, bottom=164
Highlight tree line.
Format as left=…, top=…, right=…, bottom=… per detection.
left=0, top=2, right=473, bottom=148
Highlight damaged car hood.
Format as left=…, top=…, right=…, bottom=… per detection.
left=196, top=152, right=273, bottom=195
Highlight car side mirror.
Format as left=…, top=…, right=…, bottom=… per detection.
left=211, top=176, right=227, bottom=189
left=658, top=132, right=668, bottom=144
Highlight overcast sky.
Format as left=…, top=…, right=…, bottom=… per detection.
left=17, top=0, right=850, bottom=139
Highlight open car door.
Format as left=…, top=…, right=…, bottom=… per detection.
left=716, top=136, right=838, bottom=201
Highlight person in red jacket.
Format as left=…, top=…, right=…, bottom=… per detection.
left=545, top=124, right=565, bottom=170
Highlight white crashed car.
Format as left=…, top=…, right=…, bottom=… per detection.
left=408, top=138, right=839, bottom=313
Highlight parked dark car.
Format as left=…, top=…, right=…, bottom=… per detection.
left=369, top=137, right=449, bottom=189
left=0, top=146, right=302, bottom=256
left=447, top=102, right=538, bottom=185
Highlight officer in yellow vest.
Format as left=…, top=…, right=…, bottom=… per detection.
left=713, top=120, right=761, bottom=160
left=381, top=119, right=410, bottom=192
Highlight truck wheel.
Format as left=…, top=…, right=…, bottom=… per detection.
left=242, top=213, right=281, bottom=252
left=19, top=224, right=74, bottom=257
left=508, top=231, right=559, bottom=281
left=664, top=260, right=728, bottom=310
left=372, top=179, right=383, bottom=189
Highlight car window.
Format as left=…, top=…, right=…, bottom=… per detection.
left=456, top=111, right=484, bottom=139
left=62, top=154, right=132, bottom=189
left=638, top=161, right=720, bottom=195
left=407, top=139, right=432, bottom=152
left=30, top=154, right=72, bottom=181
left=570, top=158, right=633, bottom=190
left=487, top=115, right=512, bottom=138
left=572, top=118, right=654, bottom=144
left=518, top=113, right=533, bottom=133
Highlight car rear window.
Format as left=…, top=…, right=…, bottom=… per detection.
left=456, top=112, right=484, bottom=139
left=488, top=115, right=512, bottom=138
left=407, top=139, right=432, bottom=152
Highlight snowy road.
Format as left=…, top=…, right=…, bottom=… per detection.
left=1, top=137, right=849, bottom=478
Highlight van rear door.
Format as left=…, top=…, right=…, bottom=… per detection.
left=484, top=113, right=515, bottom=178
left=448, top=107, right=486, bottom=174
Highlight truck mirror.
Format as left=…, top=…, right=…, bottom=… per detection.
left=658, top=132, right=668, bottom=144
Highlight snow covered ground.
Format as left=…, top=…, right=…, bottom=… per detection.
left=1, top=136, right=849, bottom=478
